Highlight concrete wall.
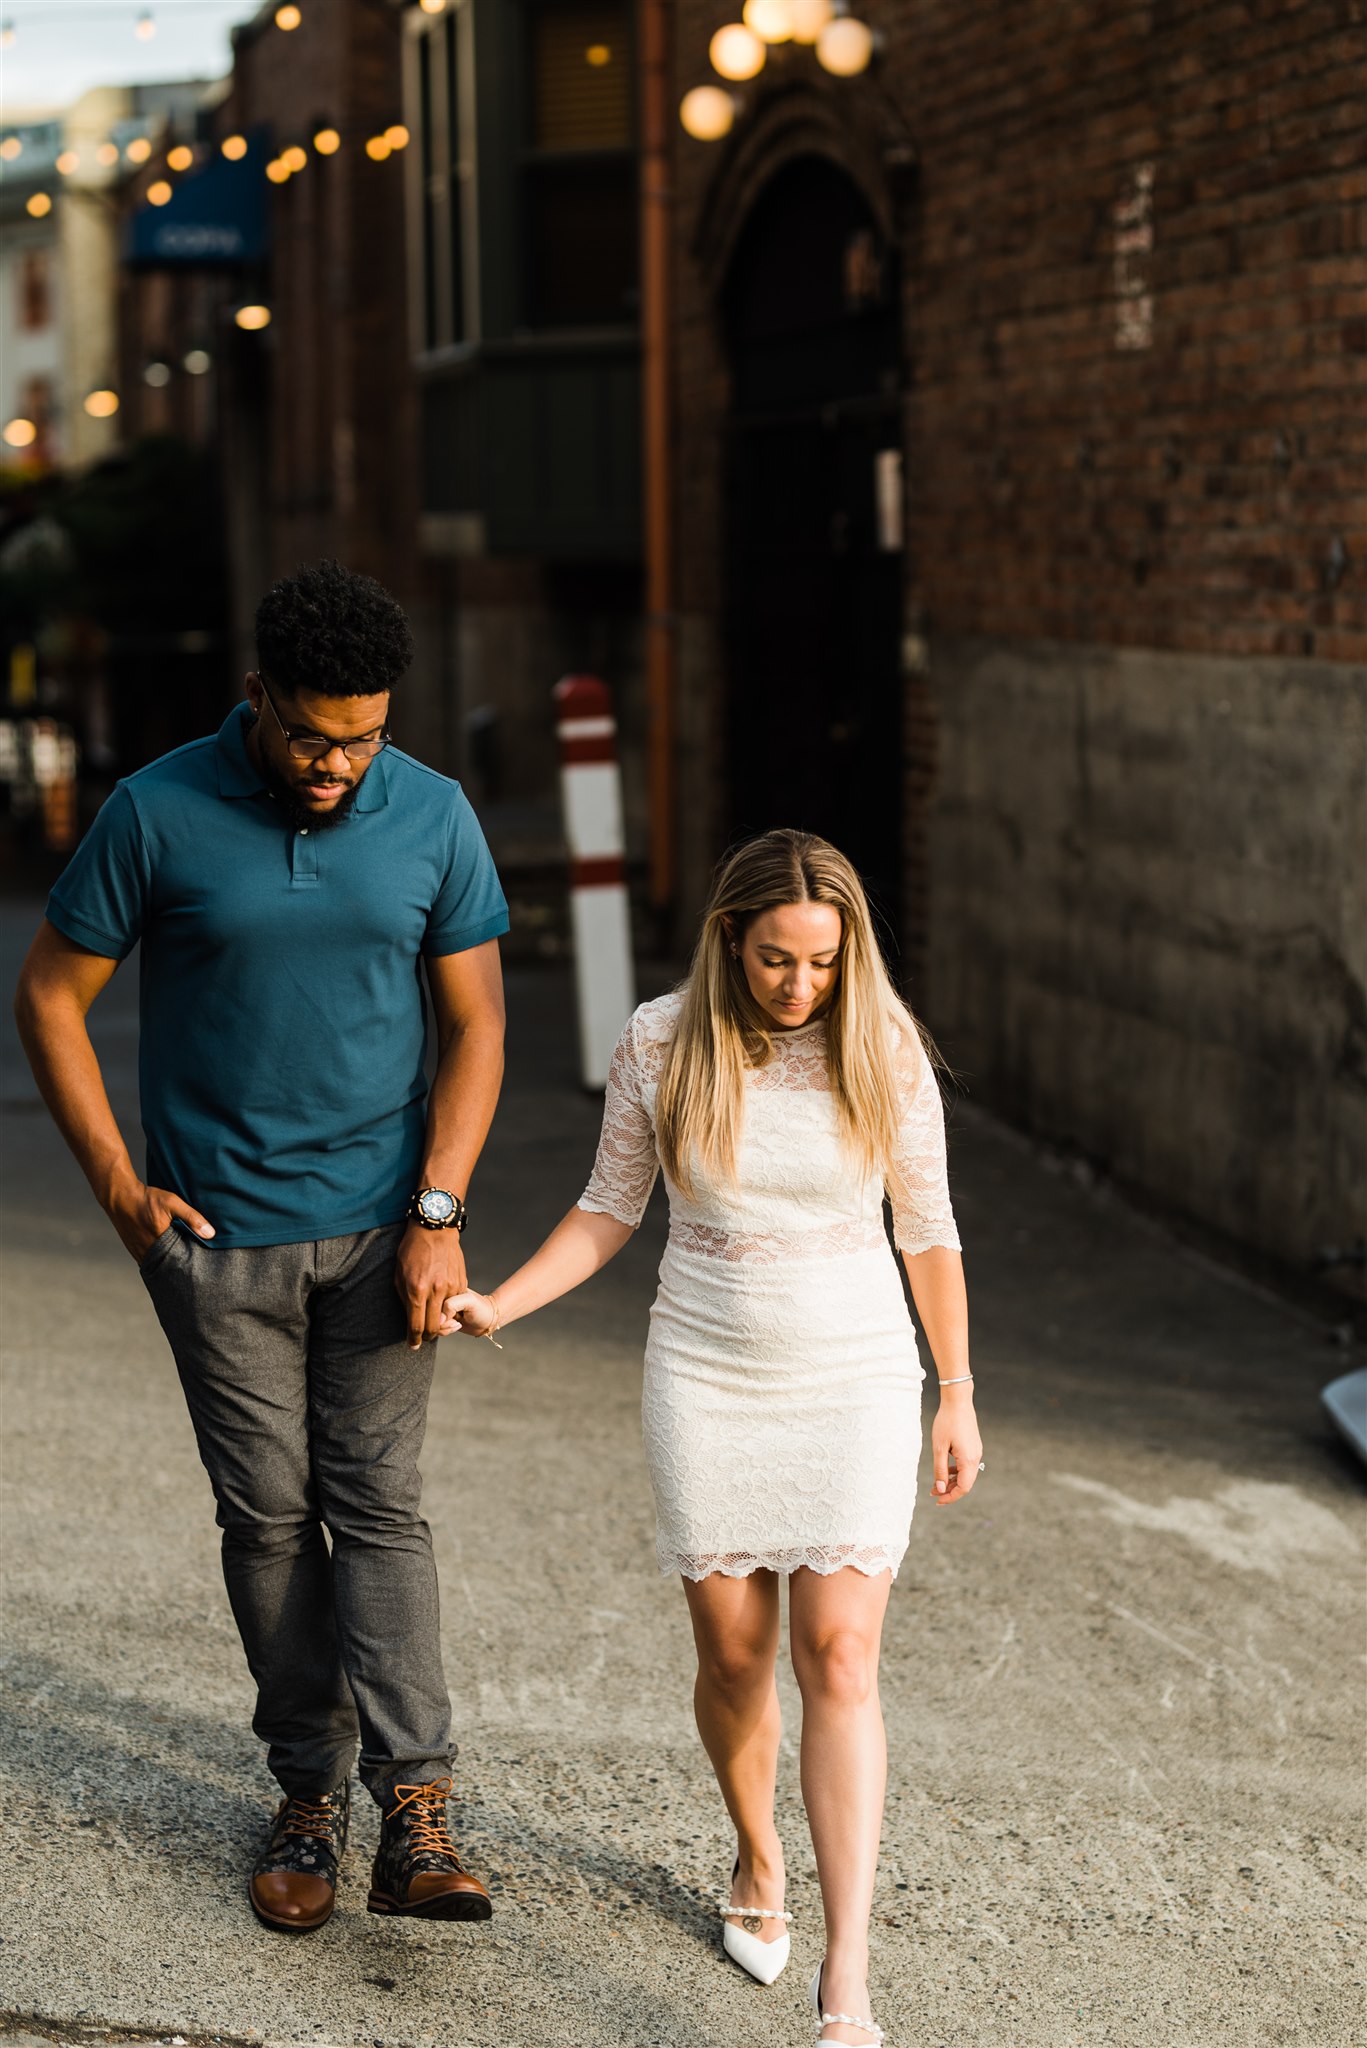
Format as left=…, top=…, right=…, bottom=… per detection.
left=927, top=635, right=1367, bottom=1295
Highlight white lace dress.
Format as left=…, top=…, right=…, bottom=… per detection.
left=578, top=992, right=961, bottom=1580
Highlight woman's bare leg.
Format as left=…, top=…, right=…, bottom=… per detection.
left=683, top=1569, right=787, bottom=1935
left=789, top=1566, right=893, bottom=2041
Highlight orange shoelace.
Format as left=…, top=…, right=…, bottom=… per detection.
left=388, top=1778, right=461, bottom=1861
left=281, top=1795, right=341, bottom=1841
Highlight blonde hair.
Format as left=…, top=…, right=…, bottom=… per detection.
left=656, top=829, right=933, bottom=1206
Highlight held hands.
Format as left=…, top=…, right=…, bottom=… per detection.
left=395, top=1220, right=468, bottom=1350
left=109, top=1177, right=216, bottom=1264
left=436, top=1288, right=498, bottom=1339
left=930, top=1386, right=983, bottom=1505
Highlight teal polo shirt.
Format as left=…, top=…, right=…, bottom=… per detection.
left=46, top=704, right=509, bottom=1247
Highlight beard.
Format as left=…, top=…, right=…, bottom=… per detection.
left=258, top=747, right=361, bottom=832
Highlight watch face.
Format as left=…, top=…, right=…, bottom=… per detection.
left=419, top=1189, right=456, bottom=1224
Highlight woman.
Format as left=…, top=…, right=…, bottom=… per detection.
left=444, top=831, right=982, bottom=2045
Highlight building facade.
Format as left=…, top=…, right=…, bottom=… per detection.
left=668, top=0, right=1366, bottom=1296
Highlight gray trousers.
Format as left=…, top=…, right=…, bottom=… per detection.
left=140, top=1221, right=453, bottom=1805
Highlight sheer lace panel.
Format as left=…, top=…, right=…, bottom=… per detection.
left=671, top=1218, right=888, bottom=1264
left=668, top=1543, right=904, bottom=1582
left=888, top=1022, right=961, bottom=1256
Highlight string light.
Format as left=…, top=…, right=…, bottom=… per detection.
left=147, top=179, right=172, bottom=205
left=135, top=11, right=155, bottom=41
left=0, top=21, right=14, bottom=48
left=364, top=134, right=391, bottom=160
left=96, top=142, right=119, bottom=166
left=742, top=0, right=793, bottom=41
left=234, top=304, right=272, bottom=331
left=709, top=23, right=766, bottom=80
left=418, top=0, right=446, bottom=12
left=0, top=136, right=21, bottom=161
left=384, top=124, right=409, bottom=149
left=126, top=136, right=152, bottom=163
left=312, top=127, right=340, bottom=154
left=221, top=134, right=248, bottom=160
left=274, top=4, right=301, bottom=27
left=143, top=361, right=172, bottom=388
left=679, top=86, right=735, bottom=139
left=815, top=13, right=874, bottom=74
left=282, top=144, right=307, bottom=172
left=183, top=348, right=212, bottom=375
left=167, top=144, right=193, bottom=171
left=789, top=0, right=832, bottom=39
left=265, top=158, right=290, bottom=183
left=3, top=418, right=37, bottom=449
left=56, top=149, right=79, bottom=174
left=586, top=43, right=610, bottom=65
left=84, top=389, right=120, bottom=418
left=26, top=191, right=52, bottom=217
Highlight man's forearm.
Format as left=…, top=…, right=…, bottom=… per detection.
left=417, top=1020, right=505, bottom=1199
left=14, top=991, right=139, bottom=1212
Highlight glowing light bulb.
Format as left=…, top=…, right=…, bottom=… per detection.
left=167, top=144, right=193, bottom=171
left=147, top=180, right=172, bottom=206
left=3, top=418, right=36, bottom=448
left=183, top=348, right=212, bottom=375
left=282, top=145, right=308, bottom=172
left=274, top=4, right=301, bottom=28
left=709, top=23, right=766, bottom=79
left=126, top=136, right=152, bottom=163
left=26, top=192, right=53, bottom=217
left=789, top=0, right=832, bottom=40
left=135, top=11, right=156, bottom=41
left=679, top=86, right=735, bottom=140
left=234, top=304, right=272, bottom=331
left=312, top=128, right=340, bottom=155
left=586, top=43, right=610, bottom=66
left=418, top=0, right=446, bottom=12
left=815, top=14, right=874, bottom=74
left=742, top=0, right=793, bottom=42
left=265, top=158, right=290, bottom=183
left=96, top=142, right=119, bottom=166
left=364, top=135, right=392, bottom=160
left=84, top=389, right=120, bottom=418
left=0, top=136, right=21, bottom=161
left=0, top=22, right=14, bottom=49
left=221, top=134, right=248, bottom=160
left=56, top=149, right=79, bottom=174
left=143, top=361, right=172, bottom=388
left=384, top=125, right=409, bottom=150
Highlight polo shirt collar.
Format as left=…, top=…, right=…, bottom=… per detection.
left=214, top=701, right=390, bottom=810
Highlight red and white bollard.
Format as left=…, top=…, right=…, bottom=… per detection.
left=553, top=674, right=636, bottom=1089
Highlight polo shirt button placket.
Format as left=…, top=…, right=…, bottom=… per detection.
left=291, top=825, right=319, bottom=885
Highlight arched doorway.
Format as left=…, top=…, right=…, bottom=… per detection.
left=722, top=154, right=906, bottom=946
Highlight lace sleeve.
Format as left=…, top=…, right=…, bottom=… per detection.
left=888, top=1024, right=961, bottom=1256
left=578, top=1010, right=661, bottom=1228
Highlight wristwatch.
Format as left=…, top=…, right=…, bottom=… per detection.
left=407, top=1186, right=468, bottom=1232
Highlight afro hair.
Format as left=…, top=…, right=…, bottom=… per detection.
left=254, top=560, right=415, bottom=697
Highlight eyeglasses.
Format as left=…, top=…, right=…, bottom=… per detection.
left=257, top=676, right=391, bottom=763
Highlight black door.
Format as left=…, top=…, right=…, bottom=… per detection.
left=723, top=156, right=905, bottom=948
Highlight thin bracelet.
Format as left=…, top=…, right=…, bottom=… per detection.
left=938, top=1373, right=973, bottom=1387
left=483, top=1293, right=504, bottom=1351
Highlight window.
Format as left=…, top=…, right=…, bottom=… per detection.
left=411, top=4, right=472, bottom=352
left=20, top=248, right=51, bottom=331
left=522, top=0, right=636, bottom=329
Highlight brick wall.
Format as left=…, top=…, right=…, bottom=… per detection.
left=670, top=0, right=1366, bottom=1292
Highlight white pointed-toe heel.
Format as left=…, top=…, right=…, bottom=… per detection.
left=809, top=1961, right=885, bottom=2043
left=719, top=1859, right=791, bottom=1985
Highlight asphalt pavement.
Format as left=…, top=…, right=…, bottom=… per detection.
left=1, top=899, right=1363, bottom=2048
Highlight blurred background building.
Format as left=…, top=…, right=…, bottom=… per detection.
left=1, top=0, right=1363, bottom=1305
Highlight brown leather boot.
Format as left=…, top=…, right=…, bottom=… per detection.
left=366, top=1778, right=492, bottom=1920
left=249, top=1783, right=350, bottom=1932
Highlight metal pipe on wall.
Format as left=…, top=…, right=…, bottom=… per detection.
left=640, top=0, right=676, bottom=917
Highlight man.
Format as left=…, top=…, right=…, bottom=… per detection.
left=14, top=560, right=508, bottom=1933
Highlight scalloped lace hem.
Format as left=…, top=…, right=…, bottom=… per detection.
left=662, top=1543, right=904, bottom=1582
